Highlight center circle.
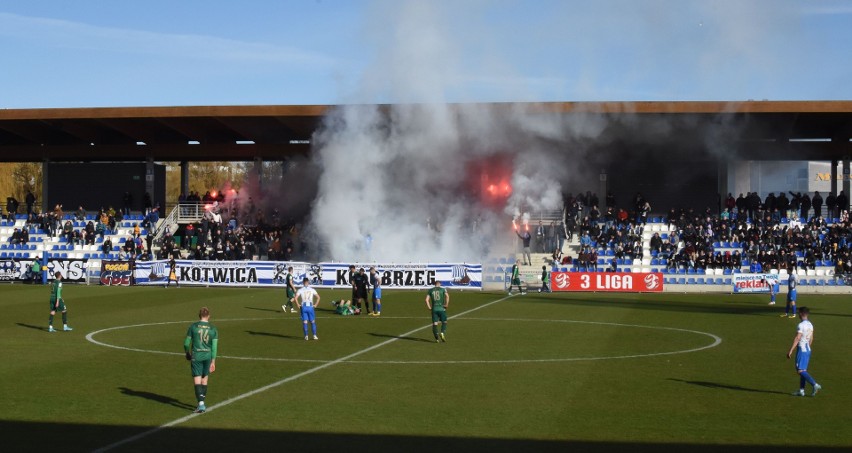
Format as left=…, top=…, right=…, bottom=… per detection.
left=86, top=317, right=721, bottom=364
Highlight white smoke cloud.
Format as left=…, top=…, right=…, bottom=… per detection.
left=305, top=0, right=804, bottom=262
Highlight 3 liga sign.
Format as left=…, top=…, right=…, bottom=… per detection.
left=550, top=271, right=664, bottom=292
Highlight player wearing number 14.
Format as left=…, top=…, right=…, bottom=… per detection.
left=184, top=307, right=219, bottom=413
left=426, top=281, right=449, bottom=342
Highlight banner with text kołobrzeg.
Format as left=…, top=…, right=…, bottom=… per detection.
left=732, top=273, right=780, bottom=293
left=132, top=260, right=481, bottom=290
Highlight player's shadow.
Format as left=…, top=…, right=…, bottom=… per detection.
left=667, top=378, right=788, bottom=395
left=244, top=306, right=280, bottom=313
left=118, top=387, right=196, bottom=410
left=245, top=330, right=300, bottom=339
left=368, top=333, right=434, bottom=343
left=16, top=323, right=47, bottom=331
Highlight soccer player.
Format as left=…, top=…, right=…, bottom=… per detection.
left=425, top=280, right=449, bottom=342
left=507, top=260, right=525, bottom=295
left=369, top=266, right=382, bottom=316
left=782, top=268, right=797, bottom=318
left=296, top=277, right=320, bottom=340
left=332, top=299, right=356, bottom=315
left=786, top=307, right=821, bottom=396
left=538, top=265, right=551, bottom=293
left=765, top=276, right=776, bottom=305
left=48, top=271, right=72, bottom=332
left=184, top=307, right=218, bottom=413
left=281, top=266, right=297, bottom=313
left=165, top=256, right=179, bottom=288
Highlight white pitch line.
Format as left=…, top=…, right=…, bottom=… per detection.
left=88, top=317, right=722, bottom=365
left=91, top=294, right=515, bottom=452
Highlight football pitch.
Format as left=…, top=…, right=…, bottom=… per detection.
left=1, top=284, right=851, bottom=452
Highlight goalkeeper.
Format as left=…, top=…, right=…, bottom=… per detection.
left=184, top=307, right=218, bottom=413
left=48, top=272, right=72, bottom=332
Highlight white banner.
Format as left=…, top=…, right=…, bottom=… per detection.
left=132, top=260, right=481, bottom=290
left=732, top=273, right=780, bottom=293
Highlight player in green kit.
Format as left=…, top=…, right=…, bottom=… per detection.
left=282, top=266, right=297, bottom=313
left=48, top=272, right=72, bottom=332
left=425, top=281, right=449, bottom=342
left=184, top=307, right=218, bottom=413
left=507, top=260, right=526, bottom=295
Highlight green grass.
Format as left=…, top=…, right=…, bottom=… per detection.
left=1, top=284, right=851, bottom=452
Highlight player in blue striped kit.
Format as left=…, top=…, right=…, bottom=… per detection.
left=786, top=307, right=821, bottom=396
left=296, top=278, right=320, bottom=340
left=369, top=267, right=382, bottom=316
left=782, top=269, right=797, bottom=318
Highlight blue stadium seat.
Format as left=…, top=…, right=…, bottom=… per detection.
left=687, top=268, right=696, bottom=275
left=715, top=278, right=724, bottom=285
left=723, top=278, right=732, bottom=285
left=0, top=252, right=6, bottom=258
left=677, top=278, right=686, bottom=284
left=696, top=278, right=705, bottom=284
left=60, top=253, right=68, bottom=259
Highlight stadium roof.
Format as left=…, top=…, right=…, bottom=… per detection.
left=1, top=101, right=851, bottom=162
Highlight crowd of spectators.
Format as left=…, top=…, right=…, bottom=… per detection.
left=557, top=191, right=650, bottom=270
left=661, top=191, right=852, bottom=276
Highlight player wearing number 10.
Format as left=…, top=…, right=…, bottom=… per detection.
left=426, top=281, right=449, bottom=342
left=184, top=307, right=218, bottom=413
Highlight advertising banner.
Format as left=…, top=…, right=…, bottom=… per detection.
left=132, top=260, right=481, bottom=290
left=550, top=271, right=664, bottom=292
left=732, top=273, right=780, bottom=293
left=100, top=260, right=133, bottom=286
left=0, top=258, right=88, bottom=282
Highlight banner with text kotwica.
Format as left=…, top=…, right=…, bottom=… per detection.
left=132, top=260, right=481, bottom=289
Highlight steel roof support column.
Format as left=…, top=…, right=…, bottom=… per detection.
left=830, top=159, right=838, bottom=198
left=41, top=159, right=49, bottom=213
left=180, top=161, right=190, bottom=198
left=145, top=157, right=155, bottom=212
left=254, top=157, right=263, bottom=191
left=844, top=158, right=851, bottom=213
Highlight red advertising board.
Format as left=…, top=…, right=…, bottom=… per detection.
left=551, top=271, right=664, bottom=292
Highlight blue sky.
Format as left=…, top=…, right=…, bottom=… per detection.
left=0, top=0, right=851, bottom=108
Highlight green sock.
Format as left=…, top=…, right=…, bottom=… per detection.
left=201, top=385, right=208, bottom=401
left=432, top=325, right=438, bottom=338
left=48, top=314, right=54, bottom=327
left=194, top=384, right=204, bottom=403
left=61, top=312, right=67, bottom=325
left=441, top=323, right=447, bottom=333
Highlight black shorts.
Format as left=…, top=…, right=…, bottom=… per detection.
left=356, top=288, right=368, bottom=299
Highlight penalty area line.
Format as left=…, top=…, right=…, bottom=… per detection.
left=92, top=293, right=515, bottom=453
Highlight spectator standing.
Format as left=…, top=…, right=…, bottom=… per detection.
left=826, top=192, right=837, bottom=219
left=837, top=191, right=849, bottom=215
left=535, top=221, right=545, bottom=253
left=25, top=191, right=35, bottom=215
left=800, top=193, right=811, bottom=220
left=812, top=191, right=823, bottom=218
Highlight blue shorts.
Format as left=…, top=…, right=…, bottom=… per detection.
left=795, top=349, right=810, bottom=371
left=301, top=306, right=316, bottom=322
left=373, top=287, right=382, bottom=300
left=787, top=289, right=797, bottom=303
